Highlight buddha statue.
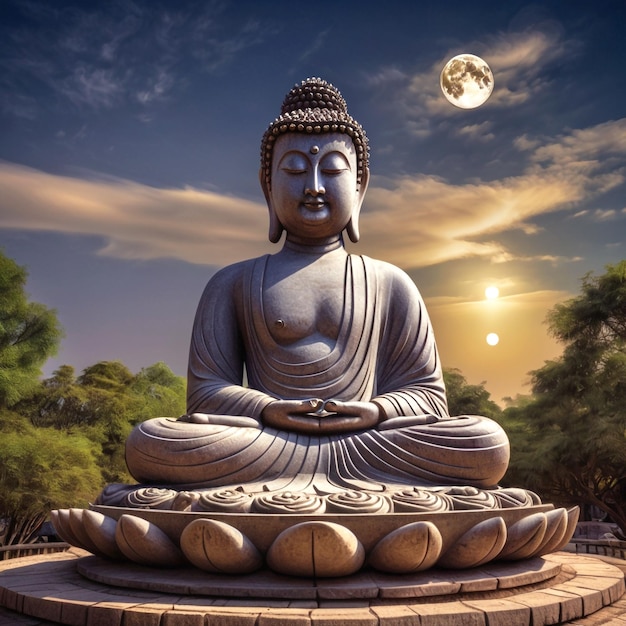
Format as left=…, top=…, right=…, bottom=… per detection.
left=123, top=78, right=510, bottom=493
left=55, top=79, right=576, bottom=578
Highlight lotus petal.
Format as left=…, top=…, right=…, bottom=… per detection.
left=439, top=517, right=507, bottom=568
left=498, top=512, right=548, bottom=560
left=180, top=519, right=262, bottom=574
left=67, top=508, right=101, bottom=555
left=115, top=514, right=184, bottom=567
left=532, top=508, right=569, bottom=557
left=551, top=507, right=580, bottom=553
left=50, top=509, right=83, bottom=549
left=267, top=521, right=364, bottom=577
left=368, top=521, right=442, bottom=573
left=83, top=510, right=124, bottom=560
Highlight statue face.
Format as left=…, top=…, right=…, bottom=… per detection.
left=266, top=133, right=364, bottom=242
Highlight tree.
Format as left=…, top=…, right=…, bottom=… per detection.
left=0, top=251, right=62, bottom=407
left=28, top=365, right=88, bottom=429
left=21, top=360, right=187, bottom=484
left=443, top=367, right=502, bottom=420
left=0, top=412, right=102, bottom=547
left=0, top=252, right=188, bottom=544
left=501, top=261, right=626, bottom=533
left=3, top=359, right=187, bottom=545
left=129, top=362, right=187, bottom=423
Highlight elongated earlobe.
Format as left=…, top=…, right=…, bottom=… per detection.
left=260, top=168, right=284, bottom=243
left=346, top=217, right=359, bottom=242
left=268, top=210, right=284, bottom=243
left=346, top=167, right=370, bottom=243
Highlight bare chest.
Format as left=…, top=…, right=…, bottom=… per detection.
left=262, top=262, right=346, bottom=348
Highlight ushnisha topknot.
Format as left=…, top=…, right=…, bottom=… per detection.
left=261, top=77, right=370, bottom=189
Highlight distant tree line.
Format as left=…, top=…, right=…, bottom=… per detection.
left=0, top=251, right=185, bottom=547
left=497, top=261, right=626, bottom=534
left=1, top=250, right=625, bottom=544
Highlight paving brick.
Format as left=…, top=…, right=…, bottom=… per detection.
left=123, top=607, right=165, bottom=626
left=556, top=581, right=606, bottom=615
left=510, top=591, right=563, bottom=625
left=541, top=587, right=586, bottom=622
left=412, top=602, right=486, bottom=626
left=258, top=607, right=312, bottom=625
left=462, top=598, right=530, bottom=626
left=162, top=611, right=206, bottom=626
left=204, top=607, right=260, bottom=625
left=59, top=600, right=89, bottom=626
left=369, top=604, right=421, bottom=625
left=86, top=602, right=125, bottom=626
left=310, top=607, right=377, bottom=625
left=21, top=595, right=63, bottom=624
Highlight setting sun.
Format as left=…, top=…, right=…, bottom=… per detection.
left=486, top=333, right=500, bottom=346
left=485, top=286, right=500, bottom=300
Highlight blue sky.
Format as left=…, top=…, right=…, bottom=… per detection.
left=1, top=0, right=625, bottom=403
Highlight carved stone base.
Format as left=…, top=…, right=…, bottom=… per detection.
left=51, top=501, right=579, bottom=576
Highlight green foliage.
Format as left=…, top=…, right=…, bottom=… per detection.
left=129, top=362, right=187, bottom=423
left=443, top=367, right=502, bottom=420
left=502, top=261, right=626, bottom=533
left=0, top=251, right=62, bottom=407
left=22, top=360, right=186, bottom=484
left=0, top=411, right=102, bottom=545
left=0, top=251, right=187, bottom=545
left=2, top=360, right=186, bottom=545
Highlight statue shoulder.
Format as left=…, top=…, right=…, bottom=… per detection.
left=205, top=256, right=265, bottom=288
left=358, top=255, right=423, bottom=300
left=198, top=256, right=265, bottom=307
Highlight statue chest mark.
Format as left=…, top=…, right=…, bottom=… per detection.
left=263, top=288, right=344, bottom=348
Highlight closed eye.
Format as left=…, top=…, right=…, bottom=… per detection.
left=277, top=152, right=308, bottom=175
left=320, top=152, right=351, bottom=175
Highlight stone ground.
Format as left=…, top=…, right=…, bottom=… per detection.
left=1, top=552, right=625, bottom=625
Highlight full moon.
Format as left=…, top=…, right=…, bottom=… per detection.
left=440, top=54, right=494, bottom=109
left=485, top=286, right=499, bottom=300
left=486, top=333, right=500, bottom=346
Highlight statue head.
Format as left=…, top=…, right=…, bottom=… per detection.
left=260, top=78, right=370, bottom=243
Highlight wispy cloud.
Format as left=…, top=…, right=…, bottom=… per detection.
left=456, top=122, right=494, bottom=142
left=0, top=163, right=274, bottom=265
left=293, top=27, right=331, bottom=68
left=0, top=1, right=269, bottom=114
left=360, top=118, right=625, bottom=268
left=365, top=27, right=575, bottom=136
left=62, top=67, right=123, bottom=108
left=532, top=118, right=626, bottom=168
left=359, top=171, right=578, bottom=267
left=0, top=116, right=624, bottom=269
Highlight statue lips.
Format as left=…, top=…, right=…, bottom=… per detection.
left=302, top=198, right=326, bottom=210
left=300, top=198, right=329, bottom=224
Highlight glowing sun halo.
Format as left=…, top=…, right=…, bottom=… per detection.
left=485, top=286, right=499, bottom=300
left=486, top=333, right=500, bottom=346
left=440, top=54, right=494, bottom=109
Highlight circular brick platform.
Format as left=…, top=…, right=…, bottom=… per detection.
left=0, top=549, right=624, bottom=625
left=77, top=552, right=564, bottom=599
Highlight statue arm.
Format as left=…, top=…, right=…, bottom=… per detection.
left=370, top=263, right=449, bottom=421
left=186, top=264, right=276, bottom=421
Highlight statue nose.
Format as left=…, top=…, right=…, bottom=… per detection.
left=305, top=185, right=326, bottom=196
left=305, top=168, right=325, bottom=196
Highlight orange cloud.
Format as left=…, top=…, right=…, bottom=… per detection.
left=0, top=118, right=624, bottom=271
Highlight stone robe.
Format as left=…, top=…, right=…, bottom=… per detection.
left=126, top=254, right=509, bottom=491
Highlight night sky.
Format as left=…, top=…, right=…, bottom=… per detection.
left=1, top=0, right=625, bottom=403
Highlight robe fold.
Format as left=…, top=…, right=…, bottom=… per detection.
left=126, top=254, right=510, bottom=490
